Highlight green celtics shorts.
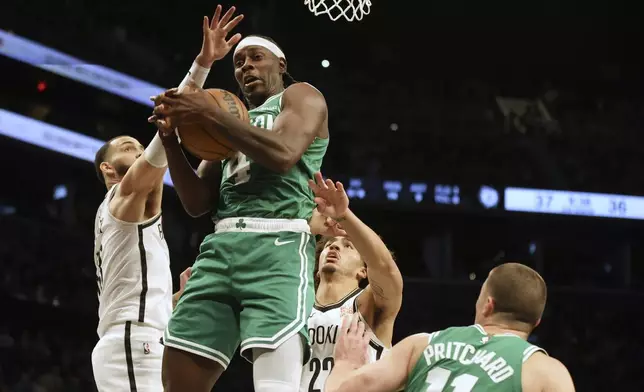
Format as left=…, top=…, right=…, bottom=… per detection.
left=164, top=217, right=315, bottom=369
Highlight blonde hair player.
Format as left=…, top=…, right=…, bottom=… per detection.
left=301, top=172, right=403, bottom=392
left=326, top=263, right=575, bottom=392
left=149, top=5, right=331, bottom=392
left=90, top=11, right=214, bottom=388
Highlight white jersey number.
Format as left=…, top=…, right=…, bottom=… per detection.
left=425, top=367, right=479, bottom=392
left=308, top=357, right=334, bottom=392
left=223, top=152, right=251, bottom=185
left=252, top=114, right=274, bottom=130
left=222, top=113, right=275, bottom=185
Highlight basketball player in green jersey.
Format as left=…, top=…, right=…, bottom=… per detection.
left=326, top=263, right=575, bottom=392
left=150, top=5, right=329, bottom=392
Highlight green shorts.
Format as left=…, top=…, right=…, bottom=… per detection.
left=164, top=217, right=315, bottom=369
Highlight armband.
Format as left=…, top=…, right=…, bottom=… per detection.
left=143, top=134, right=167, bottom=168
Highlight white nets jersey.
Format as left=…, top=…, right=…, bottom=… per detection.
left=301, top=288, right=388, bottom=392
left=93, top=185, right=172, bottom=337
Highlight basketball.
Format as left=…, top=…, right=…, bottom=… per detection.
left=178, top=88, right=249, bottom=161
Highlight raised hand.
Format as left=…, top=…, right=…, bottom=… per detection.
left=309, top=208, right=348, bottom=237
left=308, top=172, right=350, bottom=220
left=196, top=5, right=244, bottom=67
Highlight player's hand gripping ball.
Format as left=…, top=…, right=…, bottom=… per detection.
left=150, top=87, right=249, bottom=161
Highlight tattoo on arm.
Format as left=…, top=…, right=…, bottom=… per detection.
left=370, top=281, right=388, bottom=300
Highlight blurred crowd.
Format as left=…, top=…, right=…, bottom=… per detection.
left=0, top=219, right=95, bottom=391
left=0, top=323, right=96, bottom=392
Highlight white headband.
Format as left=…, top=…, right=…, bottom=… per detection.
left=234, top=36, right=286, bottom=59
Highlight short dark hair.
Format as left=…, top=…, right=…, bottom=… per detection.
left=236, top=35, right=298, bottom=104
left=93, top=136, right=122, bottom=184
left=487, top=262, right=547, bottom=326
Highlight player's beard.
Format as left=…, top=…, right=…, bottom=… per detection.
left=113, top=161, right=131, bottom=178
left=319, top=264, right=337, bottom=274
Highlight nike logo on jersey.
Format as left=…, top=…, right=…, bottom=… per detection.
left=274, top=238, right=295, bottom=246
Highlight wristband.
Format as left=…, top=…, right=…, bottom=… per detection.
left=178, top=61, right=211, bottom=91
left=143, top=134, right=168, bottom=168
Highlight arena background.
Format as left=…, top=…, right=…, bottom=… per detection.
left=1, top=0, right=643, bottom=390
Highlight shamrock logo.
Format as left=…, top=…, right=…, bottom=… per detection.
left=236, top=219, right=246, bottom=230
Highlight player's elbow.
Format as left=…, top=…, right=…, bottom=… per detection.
left=119, top=181, right=155, bottom=198
left=184, top=204, right=211, bottom=218
left=186, top=209, right=209, bottom=218
left=181, top=197, right=212, bottom=218
left=268, top=153, right=298, bottom=174
left=327, top=373, right=379, bottom=392
left=373, top=259, right=404, bottom=289
left=390, top=266, right=404, bottom=291
left=276, top=160, right=296, bottom=174
left=350, top=372, right=380, bottom=392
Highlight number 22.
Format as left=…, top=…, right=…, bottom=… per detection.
left=308, top=357, right=334, bottom=392
left=425, top=367, right=478, bottom=392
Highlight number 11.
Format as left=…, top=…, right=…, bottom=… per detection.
left=425, top=367, right=478, bottom=392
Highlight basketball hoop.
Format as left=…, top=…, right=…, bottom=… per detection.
left=304, top=0, right=372, bottom=22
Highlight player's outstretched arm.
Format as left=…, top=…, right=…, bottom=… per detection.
left=523, top=352, right=575, bottom=392
left=325, top=315, right=427, bottom=392
left=152, top=83, right=327, bottom=174
left=146, top=6, right=239, bottom=217
left=309, top=172, right=403, bottom=316
left=118, top=134, right=168, bottom=197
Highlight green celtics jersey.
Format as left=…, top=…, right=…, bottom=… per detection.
left=405, top=325, right=546, bottom=392
left=216, top=90, right=328, bottom=221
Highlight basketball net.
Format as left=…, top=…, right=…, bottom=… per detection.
left=304, top=0, right=371, bottom=22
